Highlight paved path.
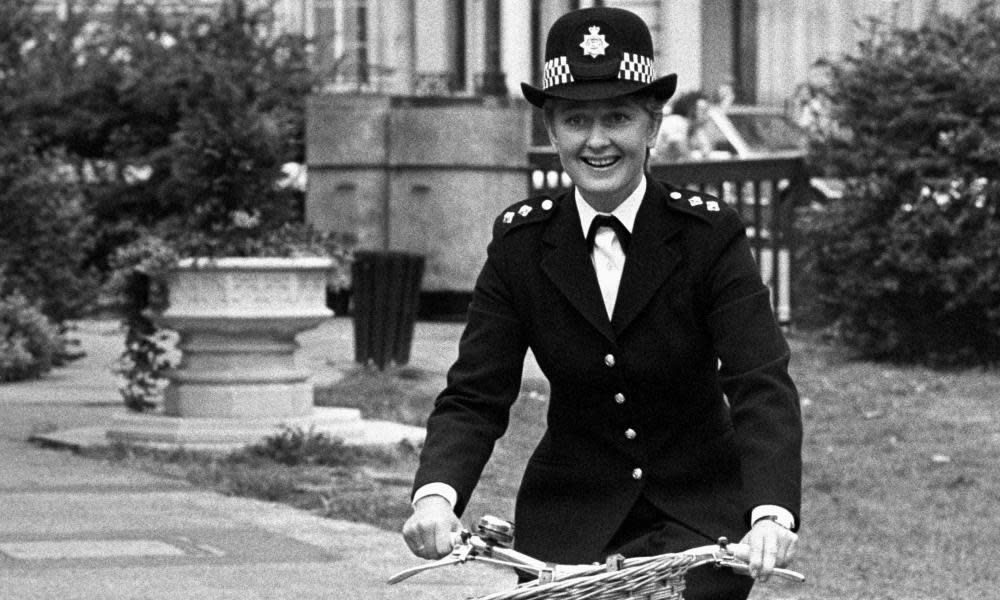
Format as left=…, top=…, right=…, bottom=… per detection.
left=0, top=319, right=519, bottom=599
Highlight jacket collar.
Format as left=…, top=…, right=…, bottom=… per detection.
left=574, top=176, right=646, bottom=237
left=541, top=178, right=684, bottom=342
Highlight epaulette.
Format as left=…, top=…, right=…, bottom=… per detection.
left=495, top=194, right=559, bottom=236
left=662, top=185, right=726, bottom=224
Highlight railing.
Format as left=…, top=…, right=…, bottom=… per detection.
left=528, top=150, right=811, bottom=325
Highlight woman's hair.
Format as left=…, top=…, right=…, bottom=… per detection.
left=638, top=94, right=669, bottom=119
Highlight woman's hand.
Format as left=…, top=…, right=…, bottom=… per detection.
left=738, top=518, right=798, bottom=582
left=402, top=495, right=463, bottom=560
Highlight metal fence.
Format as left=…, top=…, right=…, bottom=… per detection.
left=528, top=151, right=811, bottom=325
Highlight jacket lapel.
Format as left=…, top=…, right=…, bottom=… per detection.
left=540, top=194, right=616, bottom=343
left=611, top=179, right=683, bottom=336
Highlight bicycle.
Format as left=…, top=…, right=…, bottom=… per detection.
left=389, top=515, right=805, bottom=600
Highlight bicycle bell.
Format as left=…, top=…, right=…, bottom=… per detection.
left=475, top=515, right=515, bottom=548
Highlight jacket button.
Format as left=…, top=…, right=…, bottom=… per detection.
left=625, top=428, right=637, bottom=440
left=632, top=468, right=643, bottom=480
left=604, top=354, right=615, bottom=367
left=614, top=393, right=625, bottom=405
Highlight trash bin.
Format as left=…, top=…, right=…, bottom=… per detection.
left=351, top=250, right=425, bottom=370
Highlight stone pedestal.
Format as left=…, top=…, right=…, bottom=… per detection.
left=105, top=257, right=393, bottom=450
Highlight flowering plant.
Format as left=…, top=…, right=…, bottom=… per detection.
left=802, top=4, right=1000, bottom=364
left=104, top=233, right=177, bottom=411
left=800, top=174, right=999, bottom=365
left=114, top=328, right=182, bottom=411
left=80, top=0, right=356, bottom=410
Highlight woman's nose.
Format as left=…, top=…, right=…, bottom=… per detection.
left=585, top=122, right=611, bottom=148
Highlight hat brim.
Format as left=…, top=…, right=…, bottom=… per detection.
left=521, top=73, right=677, bottom=108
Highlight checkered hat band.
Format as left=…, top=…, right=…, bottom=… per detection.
left=542, top=56, right=574, bottom=89
left=618, top=52, right=654, bottom=84
left=541, top=53, right=655, bottom=89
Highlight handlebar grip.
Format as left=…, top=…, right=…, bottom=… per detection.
left=685, top=542, right=806, bottom=583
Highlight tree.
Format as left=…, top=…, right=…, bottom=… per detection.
left=0, top=1, right=99, bottom=322
left=1, top=0, right=319, bottom=320
left=804, top=2, right=1000, bottom=365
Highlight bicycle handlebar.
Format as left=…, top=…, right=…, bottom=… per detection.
left=656, top=542, right=805, bottom=583
left=389, top=517, right=805, bottom=586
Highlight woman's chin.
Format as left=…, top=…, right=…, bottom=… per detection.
left=574, top=173, right=629, bottom=200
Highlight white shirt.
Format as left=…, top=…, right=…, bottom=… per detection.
left=413, top=176, right=795, bottom=530
left=575, top=177, right=645, bottom=319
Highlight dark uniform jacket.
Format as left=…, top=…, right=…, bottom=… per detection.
left=412, top=176, right=802, bottom=565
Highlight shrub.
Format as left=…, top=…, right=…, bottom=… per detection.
left=2, top=0, right=319, bottom=289
left=102, top=234, right=179, bottom=411
left=0, top=291, right=62, bottom=382
left=247, top=426, right=361, bottom=467
left=0, top=144, right=101, bottom=322
left=803, top=2, right=1000, bottom=365
left=244, top=426, right=410, bottom=467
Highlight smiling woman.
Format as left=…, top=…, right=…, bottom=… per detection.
left=402, top=7, right=802, bottom=600
left=543, top=97, right=662, bottom=212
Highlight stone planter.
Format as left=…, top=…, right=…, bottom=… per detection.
left=156, top=256, right=334, bottom=419
left=106, top=257, right=420, bottom=449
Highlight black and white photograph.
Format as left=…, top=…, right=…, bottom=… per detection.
left=1, top=1, right=996, bottom=598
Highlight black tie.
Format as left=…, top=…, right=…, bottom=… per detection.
left=586, top=214, right=631, bottom=254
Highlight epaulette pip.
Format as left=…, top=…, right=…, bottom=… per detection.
left=495, top=194, right=558, bottom=235
left=662, top=185, right=726, bottom=223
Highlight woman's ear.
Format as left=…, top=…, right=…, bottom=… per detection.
left=646, top=111, right=664, bottom=148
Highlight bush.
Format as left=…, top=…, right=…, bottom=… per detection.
left=2, top=0, right=318, bottom=289
left=0, top=292, right=62, bottom=382
left=804, top=2, right=1000, bottom=365
left=101, top=233, right=177, bottom=411
left=0, top=144, right=101, bottom=322
left=247, top=426, right=361, bottom=467
left=244, top=426, right=410, bottom=468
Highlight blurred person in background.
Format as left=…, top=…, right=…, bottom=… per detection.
left=652, top=90, right=713, bottom=162
left=789, top=58, right=835, bottom=137
left=713, top=79, right=736, bottom=110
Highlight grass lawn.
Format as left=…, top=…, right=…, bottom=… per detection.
left=81, top=330, right=999, bottom=599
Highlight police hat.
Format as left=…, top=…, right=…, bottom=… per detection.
left=521, top=7, right=677, bottom=109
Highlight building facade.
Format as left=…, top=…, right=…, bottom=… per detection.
left=272, top=0, right=979, bottom=106
left=37, top=0, right=980, bottom=106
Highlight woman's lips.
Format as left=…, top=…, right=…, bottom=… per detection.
left=580, top=156, right=621, bottom=168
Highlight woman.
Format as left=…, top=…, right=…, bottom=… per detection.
left=403, top=7, right=802, bottom=599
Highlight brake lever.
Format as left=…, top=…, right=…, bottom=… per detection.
left=714, top=559, right=806, bottom=583
left=387, top=553, right=467, bottom=584
left=387, top=535, right=479, bottom=585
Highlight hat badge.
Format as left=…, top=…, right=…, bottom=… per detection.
left=579, top=25, right=609, bottom=58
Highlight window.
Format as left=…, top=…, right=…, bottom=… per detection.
left=313, top=0, right=369, bottom=90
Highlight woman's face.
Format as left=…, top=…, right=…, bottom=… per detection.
left=546, top=97, right=661, bottom=211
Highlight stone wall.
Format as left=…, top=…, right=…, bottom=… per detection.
left=305, top=94, right=528, bottom=292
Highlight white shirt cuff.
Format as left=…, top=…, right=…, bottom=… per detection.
left=412, top=482, right=458, bottom=508
left=750, top=505, right=795, bottom=530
